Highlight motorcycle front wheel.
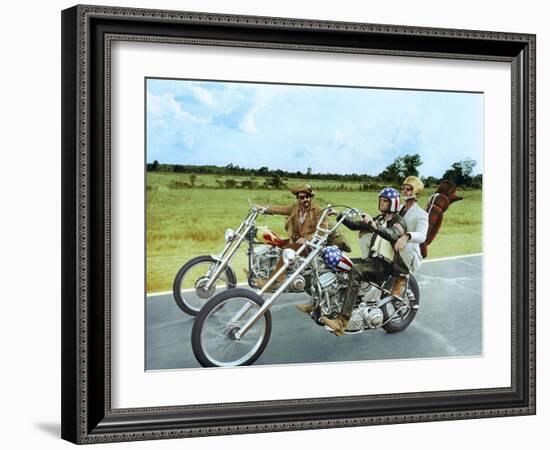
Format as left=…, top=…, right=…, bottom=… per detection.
left=173, top=255, right=237, bottom=316
left=381, top=275, right=420, bottom=333
left=191, top=289, right=272, bottom=367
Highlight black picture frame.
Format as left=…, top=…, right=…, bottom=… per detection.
left=61, top=4, right=536, bottom=444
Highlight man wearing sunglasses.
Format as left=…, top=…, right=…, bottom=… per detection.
left=392, top=176, right=429, bottom=294
left=264, top=184, right=326, bottom=245
left=256, top=184, right=327, bottom=295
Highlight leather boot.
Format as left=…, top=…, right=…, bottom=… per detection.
left=321, top=315, right=349, bottom=337
left=255, top=278, right=281, bottom=293
left=295, top=303, right=314, bottom=314
left=391, top=274, right=408, bottom=298
left=391, top=274, right=409, bottom=297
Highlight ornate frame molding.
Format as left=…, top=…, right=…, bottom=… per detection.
left=62, top=5, right=536, bottom=444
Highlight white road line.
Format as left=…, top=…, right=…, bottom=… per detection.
left=423, top=253, right=482, bottom=264
left=147, top=283, right=250, bottom=298
left=146, top=253, right=483, bottom=298
left=147, top=290, right=175, bottom=297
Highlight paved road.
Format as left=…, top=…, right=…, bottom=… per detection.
left=146, top=255, right=482, bottom=370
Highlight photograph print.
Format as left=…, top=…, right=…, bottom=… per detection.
left=145, top=77, right=483, bottom=370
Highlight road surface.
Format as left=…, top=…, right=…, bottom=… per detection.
left=145, top=254, right=482, bottom=370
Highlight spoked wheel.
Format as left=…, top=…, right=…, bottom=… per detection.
left=173, top=255, right=237, bottom=316
left=191, top=288, right=272, bottom=367
left=381, top=275, right=420, bottom=333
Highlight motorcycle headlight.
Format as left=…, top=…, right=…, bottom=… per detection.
left=224, top=228, right=235, bottom=242
left=282, top=248, right=297, bottom=265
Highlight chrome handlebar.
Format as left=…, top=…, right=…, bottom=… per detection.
left=314, top=205, right=362, bottom=237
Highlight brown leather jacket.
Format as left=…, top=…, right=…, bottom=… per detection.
left=266, top=202, right=328, bottom=243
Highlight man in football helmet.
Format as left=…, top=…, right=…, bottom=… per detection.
left=391, top=176, right=430, bottom=295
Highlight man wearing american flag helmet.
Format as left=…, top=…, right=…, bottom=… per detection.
left=321, top=187, right=407, bottom=336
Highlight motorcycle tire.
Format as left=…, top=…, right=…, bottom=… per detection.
left=381, top=275, right=420, bottom=333
left=172, top=255, right=237, bottom=316
left=191, top=288, right=272, bottom=367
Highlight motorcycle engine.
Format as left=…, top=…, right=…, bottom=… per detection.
left=364, top=306, right=384, bottom=328
left=251, top=245, right=280, bottom=278
left=318, top=272, right=340, bottom=295
left=347, top=303, right=384, bottom=331
left=288, top=275, right=306, bottom=292
left=316, top=271, right=347, bottom=317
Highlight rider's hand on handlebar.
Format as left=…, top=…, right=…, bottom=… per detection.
left=327, top=208, right=338, bottom=217
left=362, top=213, right=373, bottom=224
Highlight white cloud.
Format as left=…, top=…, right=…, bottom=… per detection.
left=237, top=85, right=286, bottom=134
left=147, top=81, right=482, bottom=177
left=239, top=107, right=259, bottom=133
left=148, top=91, right=208, bottom=125
left=147, top=91, right=215, bottom=152
left=190, top=85, right=215, bottom=106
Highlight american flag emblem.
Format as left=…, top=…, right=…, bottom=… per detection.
left=379, top=187, right=400, bottom=212
left=321, top=246, right=354, bottom=272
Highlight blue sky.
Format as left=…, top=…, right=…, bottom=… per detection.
left=146, top=78, right=483, bottom=177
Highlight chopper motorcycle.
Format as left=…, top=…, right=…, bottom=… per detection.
left=190, top=205, right=420, bottom=367
left=172, top=202, right=287, bottom=316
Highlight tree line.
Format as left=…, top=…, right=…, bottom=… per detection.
left=147, top=154, right=482, bottom=189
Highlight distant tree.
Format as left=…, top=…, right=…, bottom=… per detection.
left=239, top=179, right=256, bottom=189
left=378, top=160, right=402, bottom=184
left=470, top=173, right=483, bottom=189
left=265, top=174, right=284, bottom=189
left=224, top=178, right=237, bottom=189
left=421, top=176, right=440, bottom=188
left=173, top=164, right=185, bottom=173
left=257, top=166, right=269, bottom=176
left=378, top=154, right=422, bottom=185
left=190, top=174, right=197, bottom=187
left=402, top=154, right=422, bottom=177
left=307, top=167, right=312, bottom=176
left=146, top=160, right=160, bottom=171
left=441, top=159, right=476, bottom=187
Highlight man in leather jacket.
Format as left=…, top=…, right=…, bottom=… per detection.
left=256, top=184, right=328, bottom=295
left=321, top=187, right=407, bottom=336
left=264, top=184, right=327, bottom=244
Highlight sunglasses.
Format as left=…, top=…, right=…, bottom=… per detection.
left=400, top=185, right=413, bottom=192
left=297, top=195, right=311, bottom=200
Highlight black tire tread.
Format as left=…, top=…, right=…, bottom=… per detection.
left=381, top=275, right=420, bottom=333
left=191, top=288, right=272, bottom=367
left=172, top=255, right=237, bottom=316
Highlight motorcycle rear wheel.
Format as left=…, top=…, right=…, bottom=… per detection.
left=381, top=275, right=420, bottom=333
left=191, top=288, right=272, bottom=367
left=173, top=255, right=237, bottom=316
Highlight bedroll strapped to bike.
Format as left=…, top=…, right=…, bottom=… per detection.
left=420, top=180, right=463, bottom=258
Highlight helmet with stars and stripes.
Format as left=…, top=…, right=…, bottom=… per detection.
left=378, top=187, right=400, bottom=213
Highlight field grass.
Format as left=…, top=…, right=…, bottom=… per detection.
left=146, top=172, right=482, bottom=293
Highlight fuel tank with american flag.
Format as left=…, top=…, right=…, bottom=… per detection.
left=321, top=245, right=354, bottom=272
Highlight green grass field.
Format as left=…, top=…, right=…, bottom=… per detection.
left=147, top=172, right=482, bottom=293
